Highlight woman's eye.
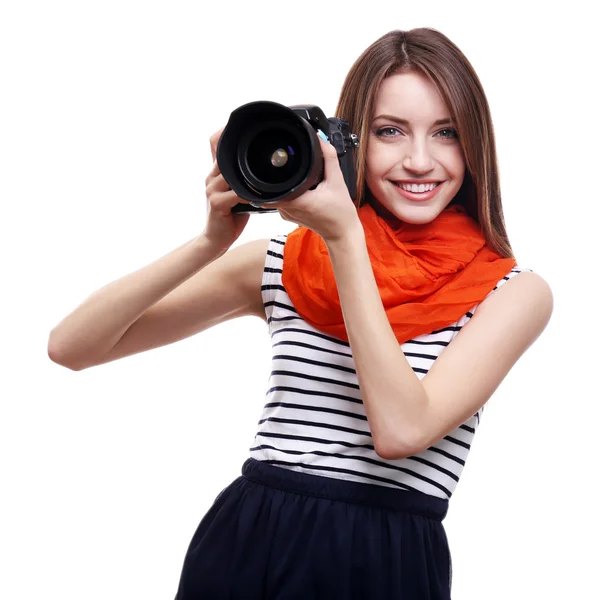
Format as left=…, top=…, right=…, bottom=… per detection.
left=375, top=126, right=458, bottom=140
left=376, top=127, right=401, bottom=137
left=437, top=128, right=458, bottom=139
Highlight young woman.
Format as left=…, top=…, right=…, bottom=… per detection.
left=48, top=28, right=553, bottom=599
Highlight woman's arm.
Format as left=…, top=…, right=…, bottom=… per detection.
left=48, top=237, right=269, bottom=371
left=325, top=227, right=553, bottom=460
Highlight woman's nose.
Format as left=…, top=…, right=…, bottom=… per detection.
left=402, top=141, right=435, bottom=173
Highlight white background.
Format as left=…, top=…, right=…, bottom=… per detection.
left=1, top=1, right=598, bottom=598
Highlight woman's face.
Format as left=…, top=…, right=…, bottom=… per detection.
left=365, top=71, right=466, bottom=225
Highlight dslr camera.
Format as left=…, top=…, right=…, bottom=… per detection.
left=216, top=101, right=359, bottom=214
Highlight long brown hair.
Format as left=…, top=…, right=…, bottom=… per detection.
left=335, top=28, right=514, bottom=258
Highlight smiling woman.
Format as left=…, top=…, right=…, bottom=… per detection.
left=366, top=71, right=466, bottom=223
left=48, top=27, right=552, bottom=600
left=336, top=29, right=512, bottom=257
left=174, top=29, right=551, bottom=599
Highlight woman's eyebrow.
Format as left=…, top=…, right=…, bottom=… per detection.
left=373, top=114, right=454, bottom=127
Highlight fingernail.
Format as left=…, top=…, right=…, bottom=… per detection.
left=317, top=130, right=329, bottom=143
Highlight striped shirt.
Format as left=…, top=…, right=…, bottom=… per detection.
left=249, top=235, right=528, bottom=499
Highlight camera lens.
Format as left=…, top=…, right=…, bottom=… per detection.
left=245, top=127, right=299, bottom=185
left=217, top=101, right=329, bottom=205
left=236, top=120, right=311, bottom=196
left=271, top=148, right=289, bottom=168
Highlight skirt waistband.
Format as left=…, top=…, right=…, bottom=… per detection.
left=241, top=458, right=449, bottom=522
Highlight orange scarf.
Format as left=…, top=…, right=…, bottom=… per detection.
left=281, top=203, right=516, bottom=344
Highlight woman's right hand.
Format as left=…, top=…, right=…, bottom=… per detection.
left=202, top=128, right=252, bottom=254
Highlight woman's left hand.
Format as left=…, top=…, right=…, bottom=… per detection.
left=267, top=137, right=363, bottom=244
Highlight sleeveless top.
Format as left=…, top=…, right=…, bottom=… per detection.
left=249, top=234, right=528, bottom=500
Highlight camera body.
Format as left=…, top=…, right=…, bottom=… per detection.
left=216, top=101, right=359, bottom=214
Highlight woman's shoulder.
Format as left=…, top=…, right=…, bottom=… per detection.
left=488, top=265, right=551, bottom=300
left=475, top=266, right=553, bottom=335
left=491, top=264, right=533, bottom=289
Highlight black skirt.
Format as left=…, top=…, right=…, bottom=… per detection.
left=174, top=458, right=453, bottom=599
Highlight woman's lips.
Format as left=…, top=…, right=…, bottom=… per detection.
left=391, top=181, right=444, bottom=202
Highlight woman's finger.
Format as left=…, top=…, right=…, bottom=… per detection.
left=206, top=174, right=233, bottom=196
left=210, top=127, right=226, bottom=162
left=205, top=163, right=231, bottom=189
left=319, top=137, right=344, bottom=183
left=205, top=160, right=220, bottom=181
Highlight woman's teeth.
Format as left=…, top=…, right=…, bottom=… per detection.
left=394, top=182, right=440, bottom=193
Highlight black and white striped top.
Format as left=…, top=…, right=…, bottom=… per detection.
left=249, top=235, right=527, bottom=499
